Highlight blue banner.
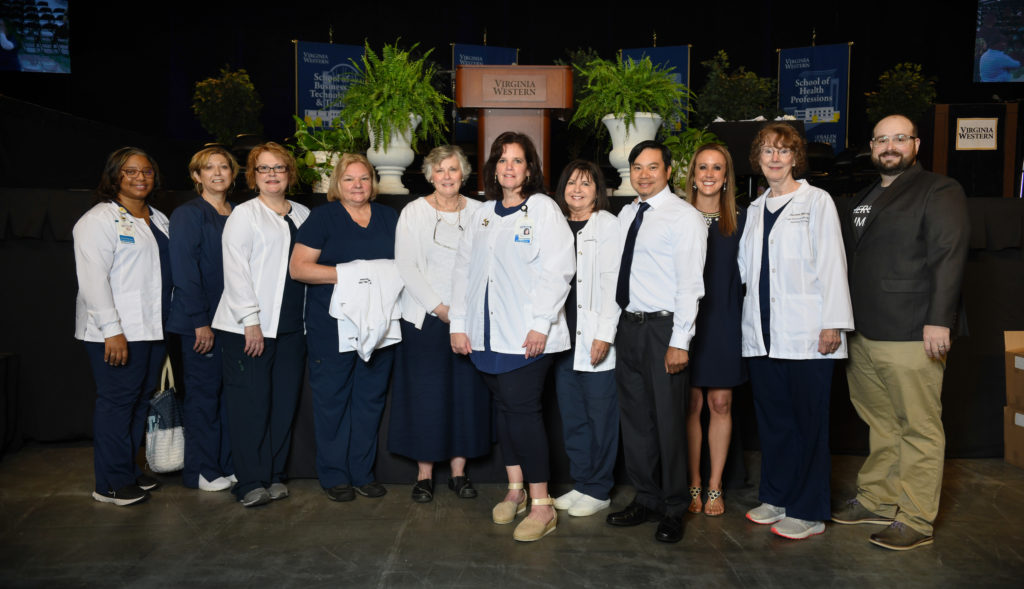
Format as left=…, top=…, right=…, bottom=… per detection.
left=622, top=46, right=690, bottom=130
left=778, top=43, right=851, bottom=151
left=295, top=41, right=363, bottom=123
left=452, top=44, right=517, bottom=66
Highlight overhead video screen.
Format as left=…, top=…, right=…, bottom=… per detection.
left=0, top=0, right=70, bottom=74
left=976, top=0, right=1024, bottom=82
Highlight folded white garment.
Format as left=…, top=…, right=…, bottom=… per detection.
left=328, top=259, right=403, bottom=361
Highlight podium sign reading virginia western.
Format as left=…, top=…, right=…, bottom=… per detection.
left=778, top=43, right=851, bottom=151
left=295, top=41, right=363, bottom=122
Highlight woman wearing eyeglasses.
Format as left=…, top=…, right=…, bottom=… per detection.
left=738, top=123, right=853, bottom=539
left=387, top=145, right=490, bottom=503
left=74, top=147, right=170, bottom=505
left=290, top=153, right=399, bottom=503
left=212, top=142, right=310, bottom=507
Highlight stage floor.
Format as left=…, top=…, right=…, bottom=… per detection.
left=1, top=444, right=1022, bottom=587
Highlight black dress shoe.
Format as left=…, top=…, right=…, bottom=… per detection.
left=606, top=501, right=659, bottom=527
left=448, top=475, right=478, bottom=498
left=326, top=484, right=355, bottom=502
left=655, top=515, right=684, bottom=543
left=411, top=479, right=434, bottom=503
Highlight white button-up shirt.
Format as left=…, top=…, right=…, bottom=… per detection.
left=617, top=186, right=708, bottom=350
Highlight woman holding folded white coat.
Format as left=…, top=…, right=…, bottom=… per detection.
left=290, top=153, right=399, bottom=503
left=212, top=142, right=309, bottom=508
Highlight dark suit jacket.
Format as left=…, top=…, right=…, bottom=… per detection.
left=839, top=163, right=969, bottom=341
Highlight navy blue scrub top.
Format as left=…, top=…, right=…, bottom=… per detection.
left=166, top=197, right=232, bottom=335
left=295, top=201, right=398, bottom=352
left=150, top=216, right=172, bottom=327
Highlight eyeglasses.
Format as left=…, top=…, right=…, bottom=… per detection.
left=871, top=134, right=916, bottom=146
left=433, top=213, right=464, bottom=251
left=760, top=147, right=792, bottom=157
left=255, top=165, right=288, bottom=174
left=122, top=168, right=155, bottom=178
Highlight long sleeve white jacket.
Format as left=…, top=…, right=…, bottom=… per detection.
left=73, top=201, right=170, bottom=342
left=570, top=210, right=621, bottom=372
left=211, top=197, right=310, bottom=337
left=449, top=194, right=575, bottom=354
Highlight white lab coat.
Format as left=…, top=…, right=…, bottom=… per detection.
left=738, top=180, right=854, bottom=359
left=395, top=196, right=482, bottom=329
left=211, top=197, right=310, bottom=337
left=73, top=201, right=170, bottom=342
left=329, top=259, right=403, bottom=360
left=569, top=210, right=621, bottom=372
left=449, top=193, right=575, bottom=355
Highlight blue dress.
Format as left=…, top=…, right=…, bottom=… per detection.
left=690, top=209, right=747, bottom=388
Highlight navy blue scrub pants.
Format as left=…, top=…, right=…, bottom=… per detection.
left=748, top=356, right=833, bottom=521
left=219, top=330, right=305, bottom=500
left=481, top=355, right=554, bottom=484
left=85, top=340, right=165, bottom=494
left=180, top=334, right=232, bottom=488
left=554, top=351, right=618, bottom=500
left=308, top=343, right=395, bottom=489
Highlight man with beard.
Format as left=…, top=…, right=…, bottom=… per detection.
left=833, top=114, right=969, bottom=550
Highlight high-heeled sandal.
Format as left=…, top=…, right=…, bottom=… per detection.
left=687, top=486, right=703, bottom=514
left=513, top=497, right=557, bottom=541
left=704, top=488, right=724, bottom=517
left=492, top=483, right=528, bottom=524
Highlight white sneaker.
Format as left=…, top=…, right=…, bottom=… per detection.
left=746, top=502, right=786, bottom=524
left=199, top=474, right=232, bottom=492
left=553, top=489, right=583, bottom=510
left=771, top=517, right=825, bottom=539
left=568, top=494, right=611, bottom=517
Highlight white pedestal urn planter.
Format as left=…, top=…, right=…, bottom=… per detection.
left=366, top=114, right=422, bottom=195
left=603, top=112, right=663, bottom=196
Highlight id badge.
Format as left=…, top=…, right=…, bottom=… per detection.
left=514, top=218, right=534, bottom=243
left=117, top=212, right=136, bottom=244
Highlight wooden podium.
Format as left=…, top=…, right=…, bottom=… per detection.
left=455, top=65, right=573, bottom=191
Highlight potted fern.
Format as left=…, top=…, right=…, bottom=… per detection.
left=571, top=55, right=694, bottom=195
left=289, top=115, right=359, bottom=193
left=336, top=40, right=451, bottom=194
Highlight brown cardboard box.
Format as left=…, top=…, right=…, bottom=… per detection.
left=1004, top=332, right=1024, bottom=409
left=1005, top=406, right=1024, bottom=469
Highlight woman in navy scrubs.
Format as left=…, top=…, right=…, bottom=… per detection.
left=550, top=160, right=621, bottom=519
left=212, top=142, right=310, bottom=508
left=290, top=153, right=399, bottom=502
left=738, top=123, right=853, bottom=539
left=449, top=132, right=575, bottom=542
left=74, top=147, right=170, bottom=506
left=167, top=146, right=238, bottom=492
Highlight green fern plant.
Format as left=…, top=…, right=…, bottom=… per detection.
left=570, top=54, right=694, bottom=136
left=337, top=40, right=451, bottom=152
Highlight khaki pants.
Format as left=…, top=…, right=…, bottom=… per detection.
left=846, top=334, right=945, bottom=535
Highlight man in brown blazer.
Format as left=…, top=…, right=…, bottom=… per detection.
left=832, top=114, right=969, bottom=550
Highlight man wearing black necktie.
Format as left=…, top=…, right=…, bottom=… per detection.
left=606, top=140, right=708, bottom=543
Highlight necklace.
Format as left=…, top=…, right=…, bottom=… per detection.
left=700, top=210, right=720, bottom=227
left=433, top=194, right=462, bottom=226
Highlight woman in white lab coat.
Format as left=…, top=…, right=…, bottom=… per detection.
left=738, top=123, right=853, bottom=540
left=74, top=147, right=169, bottom=506
left=449, top=131, right=575, bottom=542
